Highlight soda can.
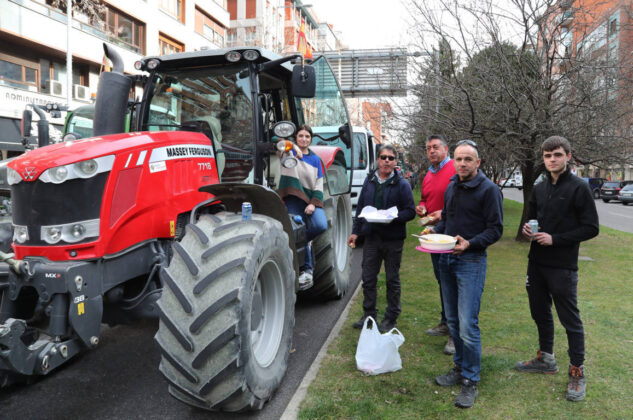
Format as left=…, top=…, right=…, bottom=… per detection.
left=242, top=202, right=252, bottom=221
left=528, top=219, right=539, bottom=237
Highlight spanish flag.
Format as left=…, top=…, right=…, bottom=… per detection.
left=297, top=18, right=313, bottom=59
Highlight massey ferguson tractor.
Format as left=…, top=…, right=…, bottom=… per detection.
left=0, top=45, right=353, bottom=411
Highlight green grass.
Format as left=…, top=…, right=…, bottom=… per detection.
left=298, top=199, right=633, bottom=419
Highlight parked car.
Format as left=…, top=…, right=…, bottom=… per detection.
left=582, top=177, right=606, bottom=199
left=601, top=180, right=633, bottom=202
left=618, top=183, right=633, bottom=205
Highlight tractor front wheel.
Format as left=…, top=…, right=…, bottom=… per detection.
left=155, top=213, right=295, bottom=411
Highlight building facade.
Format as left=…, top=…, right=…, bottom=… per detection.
left=0, top=0, right=229, bottom=156
left=549, top=0, right=633, bottom=180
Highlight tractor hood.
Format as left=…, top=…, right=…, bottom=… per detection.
left=8, top=131, right=212, bottom=182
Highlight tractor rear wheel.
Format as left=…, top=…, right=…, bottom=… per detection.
left=302, top=194, right=352, bottom=300
left=155, top=213, right=295, bottom=411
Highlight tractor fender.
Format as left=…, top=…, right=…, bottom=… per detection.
left=197, top=183, right=300, bottom=277
left=310, top=145, right=344, bottom=170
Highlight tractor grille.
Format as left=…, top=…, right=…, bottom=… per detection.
left=11, top=172, right=108, bottom=245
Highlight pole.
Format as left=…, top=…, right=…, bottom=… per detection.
left=66, top=0, right=72, bottom=107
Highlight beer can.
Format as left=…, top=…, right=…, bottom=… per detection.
left=242, top=202, right=252, bottom=221
left=528, top=219, right=539, bottom=236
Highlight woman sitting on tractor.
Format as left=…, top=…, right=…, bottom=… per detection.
left=276, top=125, right=328, bottom=290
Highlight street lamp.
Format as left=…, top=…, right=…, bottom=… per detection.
left=409, top=49, right=440, bottom=115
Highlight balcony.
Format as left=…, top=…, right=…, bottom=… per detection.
left=559, top=10, right=573, bottom=27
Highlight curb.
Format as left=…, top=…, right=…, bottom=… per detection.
left=280, top=280, right=362, bottom=420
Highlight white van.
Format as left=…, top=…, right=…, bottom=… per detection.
left=312, top=126, right=377, bottom=211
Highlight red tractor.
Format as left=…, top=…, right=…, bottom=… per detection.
left=0, top=45, right=353, bottom=411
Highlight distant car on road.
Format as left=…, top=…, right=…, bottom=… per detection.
left=618, top=183, right=633, bottom=205
left=601, top=180, right=633, bottom=202
left=582, top=177, right=606, bottom=199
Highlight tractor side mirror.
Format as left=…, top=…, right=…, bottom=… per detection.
left=291, top=64, right=316, bottom=98
left=21, top=110, right=32, bottom=138
left=338, top=123, right=352, bottom=148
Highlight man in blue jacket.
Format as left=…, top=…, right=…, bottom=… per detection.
left=347, top=145, right=415, bottom=333
left=514, top=136, right=598, bottom=402
left=428, top=140, right=503, bottom=408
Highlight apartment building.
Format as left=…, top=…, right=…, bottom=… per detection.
left=226, top=0, right=319, bottom=55
left=551, top=0, right=633, bottom=179
left=0, top=0, right=229, bottom=156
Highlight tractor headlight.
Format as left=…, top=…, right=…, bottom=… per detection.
left=40, top=155, right=115, bottom=184
left=44, top=226, right=62, bottom=244
left=76, top=159, right=98, bottom=177
left=49, top=166, right=69, bottom=183
left=41, top=219, right=99, bottom=244
left=7, top=167, right=22, bottom=185
left=13, top=225, right=29, bottom=243
left=273, top=121, right=296, bottom=138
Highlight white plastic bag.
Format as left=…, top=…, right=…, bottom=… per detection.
left=355, top=316, right=405, bottom=375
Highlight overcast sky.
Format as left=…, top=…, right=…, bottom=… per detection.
left=311, top=0, right=410, bottom=50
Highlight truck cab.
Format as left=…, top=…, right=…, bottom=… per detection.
left=312, top=126, right=376, bottom=211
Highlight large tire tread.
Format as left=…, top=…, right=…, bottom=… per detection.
left=155, top=212, right=295, bottom=412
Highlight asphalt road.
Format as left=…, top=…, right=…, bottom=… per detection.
left=0, top=248, right=363, bottom=420
left=502, top=187, right=633, bottom=233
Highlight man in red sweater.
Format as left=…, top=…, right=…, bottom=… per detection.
left=416, top=134, right=457, bottom=355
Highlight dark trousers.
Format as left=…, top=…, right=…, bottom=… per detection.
left=430, top=252, right=447, bottom=324
left=360, top=236, right=404, bottom=322
left=526, top=261, right=585, bottom=366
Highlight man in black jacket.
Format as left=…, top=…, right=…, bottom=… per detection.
left=515, top=136, right=599, bottom=402
left=347, top=145, right=415, bottom=333
left=429, top=140, right=503, bottom=408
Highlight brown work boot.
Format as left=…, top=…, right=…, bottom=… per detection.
left=426, top=322, right=449, bottom=336
left=566, top=365, right=586, bottom=401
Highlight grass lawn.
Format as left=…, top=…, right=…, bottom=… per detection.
left=298, top=199, right=633, bottom=419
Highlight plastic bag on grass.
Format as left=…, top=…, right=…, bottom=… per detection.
left=355, top=316, right=405, bottom=375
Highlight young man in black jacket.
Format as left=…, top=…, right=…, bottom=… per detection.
left=515, top=136, right=599, bottom=402
left=347, top=145, right=415, bottom=333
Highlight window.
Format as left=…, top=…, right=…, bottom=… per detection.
left=609, top=18, right=617, bottom=37
left=159, top=33, right=185, bottom=55
left=105, top=7, right=145, bottom=54
left=0, top=55, right=38, bottom=92
left=246, top=0, right=256, bottom=19
left=195, top=7, right=226, bottom=46
left=160, top=0, right=185, bottom=23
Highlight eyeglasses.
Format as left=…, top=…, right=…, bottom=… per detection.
left=456, top=139, right=478, bottom=149
left=379, top=155, right=396, bottom=161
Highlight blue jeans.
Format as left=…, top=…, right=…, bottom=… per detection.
left=284, top=196, right=327, bottom=272
left=439, top=251, right=487, bottom=383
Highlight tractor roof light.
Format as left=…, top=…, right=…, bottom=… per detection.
left=146, top=59, right=160, bottom=70
left=242, top=50, right=260, bottom=61
left=225, top=51, right=242, bottom=63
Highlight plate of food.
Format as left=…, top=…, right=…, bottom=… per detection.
left=416, top=234, right=457, bottom=251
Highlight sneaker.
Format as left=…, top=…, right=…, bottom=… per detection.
left=454, top=379, right=478, bottom=408
left=514, top=350, right=558, bottom=374
left=378, top=318, right=397, bottom=334
left=352, top=314, right=376, bottom=329
left=426, top=322, right=449, bottom=336
left=566, top=364, right=586, bottom=401
left=443, top=336, right=455, bottom=355
left=435, top=365, right=463, bottom=386
left=298, top=271, right=313, bottom=291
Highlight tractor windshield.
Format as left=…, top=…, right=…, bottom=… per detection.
left=145, top=64, right=254, bottom=182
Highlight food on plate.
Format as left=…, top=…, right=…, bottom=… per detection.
left=417, top=234, right=457, bottom=251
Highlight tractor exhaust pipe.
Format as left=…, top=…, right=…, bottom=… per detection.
left=93, top=44, right=131, bottom=136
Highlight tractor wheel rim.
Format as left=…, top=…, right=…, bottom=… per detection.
left=334, top=201, right=350, bottom=271
left=250, top=259, right=284, bottom=368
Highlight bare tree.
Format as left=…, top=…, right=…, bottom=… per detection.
left=400, top=0, right=633, bottom=240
